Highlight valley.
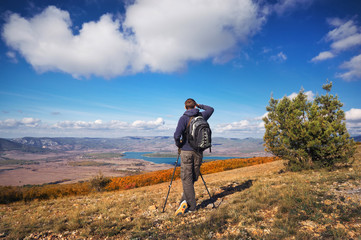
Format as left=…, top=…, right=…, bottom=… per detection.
left=0, top=136, right=269, bottom=186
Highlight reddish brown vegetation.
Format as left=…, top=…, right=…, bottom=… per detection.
left=0, top=157, right=277, bottom=204
left=107, top=157, right=277, bottom=190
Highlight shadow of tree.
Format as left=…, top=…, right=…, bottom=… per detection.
left=197, top=179, right=254, bottom=210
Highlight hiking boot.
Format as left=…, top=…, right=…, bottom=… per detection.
left=175, top=200, right=188, bottom=216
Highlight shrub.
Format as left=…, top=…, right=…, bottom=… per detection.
left=90, top=172, right=111, bottom=192
left=263, top=81, right=356, bottom=170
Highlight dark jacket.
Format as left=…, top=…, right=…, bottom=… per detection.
left=174, top=104, right=214, bottom=151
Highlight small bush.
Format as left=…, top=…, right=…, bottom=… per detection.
left=90, top=173, right=111, bottom=192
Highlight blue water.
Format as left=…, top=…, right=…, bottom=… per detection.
left=122, top=152, right=236, bottom=165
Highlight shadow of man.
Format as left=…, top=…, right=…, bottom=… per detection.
left=197, top=179, right=254, bottom=210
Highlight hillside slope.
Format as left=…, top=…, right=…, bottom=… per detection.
left=1, top=146, right=360, bottom=239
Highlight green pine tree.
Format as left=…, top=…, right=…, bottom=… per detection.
left=263, top=82, right=356, bottom=171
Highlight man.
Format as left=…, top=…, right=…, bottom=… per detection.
left=174, top=98, right=214, bottom=215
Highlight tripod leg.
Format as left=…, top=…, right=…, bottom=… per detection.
left=200, top=172, right=216, bottom=209
left=162, top=152, right=180, bottom=213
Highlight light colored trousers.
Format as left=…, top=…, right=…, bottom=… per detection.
left=180, top=150, right=203, bottom=211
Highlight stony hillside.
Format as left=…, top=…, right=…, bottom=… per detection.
left=1, top=146, right=360, bottom=239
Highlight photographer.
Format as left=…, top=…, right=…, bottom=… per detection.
left=174, top=98, right=214, bottom=215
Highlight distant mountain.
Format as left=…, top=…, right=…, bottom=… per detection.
left=0, top=138, right=50, bottom=153
left=8, top=136, right=266, bottom=155
left=0, top=138, right=23, bottom=151
left=11, top=136, right=175, bottom=152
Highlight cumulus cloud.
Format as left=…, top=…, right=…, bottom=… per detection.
left=0, top=118, right=41, bottom=128
left=346, top=108, right=361, bottom=121
left=288, top=90, right=315, bottom=101
left=53, top=118, right=165, bottom=130
left=2, top=7, right=137, bottom=78
left=2, top=1, right=266, bottom=78
left=255, top=112, right=268, bottom=120
left=131, top=118, right=165, bottom=129
left=215, top=120, right=250, bottom=132
left=345, top=108, right=361, bottom=136
left=311, top=18, right=361, bottom=81
left=0, top=117, right=165, bottom=134
left=214, top=114, right=266, bottom=135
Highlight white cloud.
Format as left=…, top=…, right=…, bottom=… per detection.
left=0, top=118, right=41, bottom=128
left=304, top=91, right=315, bottom=101
left=255, top=112, right=268, bottom=120
left=125, top=0, right=265, bottom=72
left=312, top=19, right=361, bottom=60
left=214, top=113, right=267, bottom=135
left=215, top=120, right=250, bottom=132
left=345, top=108, right=361, bottom=136
left=311, top=18, right=361, bottom=81
left=2, top=1, right=266, bottom=78
left=338, top=54, right=361, bottom=81
left=270, top=51, right=287, bottom=62
left=131, top=118, right=165, bottom=129
left=2, top=7, right=137, bottom=78
left=331, top=33, right=361, bottom=51
left=53, top=117, right=165, bottom=130
left=0, top=117, right=165, bottom=133
left=288, top=90, right=315, bottom=101
left=271, top=0, right=314, bottom=15
left=346, top=108, right=361, bottom=121
left=311, top=51, right=335, bottom=62
left=326, top=19, right=359, bottom=42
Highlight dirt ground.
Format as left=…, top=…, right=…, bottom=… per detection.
left=0, top=150, right=172, bottom=186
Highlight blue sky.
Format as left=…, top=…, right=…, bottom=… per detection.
left=1, top=0, right=361, bottom=138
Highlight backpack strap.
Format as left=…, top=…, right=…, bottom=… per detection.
left=185, top=116, right=196, bottom=147
left=186, top=116, right=194, bottom=128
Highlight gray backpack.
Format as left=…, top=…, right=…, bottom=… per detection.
left=186, top=114, right=212, bottom=152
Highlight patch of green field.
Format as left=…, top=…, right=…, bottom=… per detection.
left=68, top=161, right=113, bottom=167
left=0, top=159, right=39, bottom=165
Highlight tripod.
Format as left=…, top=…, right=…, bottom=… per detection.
left=162, top=149, right=216, bottom=213
left=199, top=171, right=216, bottom=209
left=162, top=149, right=181, bottom=213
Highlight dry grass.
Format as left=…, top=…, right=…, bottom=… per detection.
left=0, top=147, right=360, bottom=239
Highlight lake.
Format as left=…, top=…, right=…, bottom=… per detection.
left=122, top=152, right=236, bottom=165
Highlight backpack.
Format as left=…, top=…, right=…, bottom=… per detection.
left=186, top=113, right=212, bottom=152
